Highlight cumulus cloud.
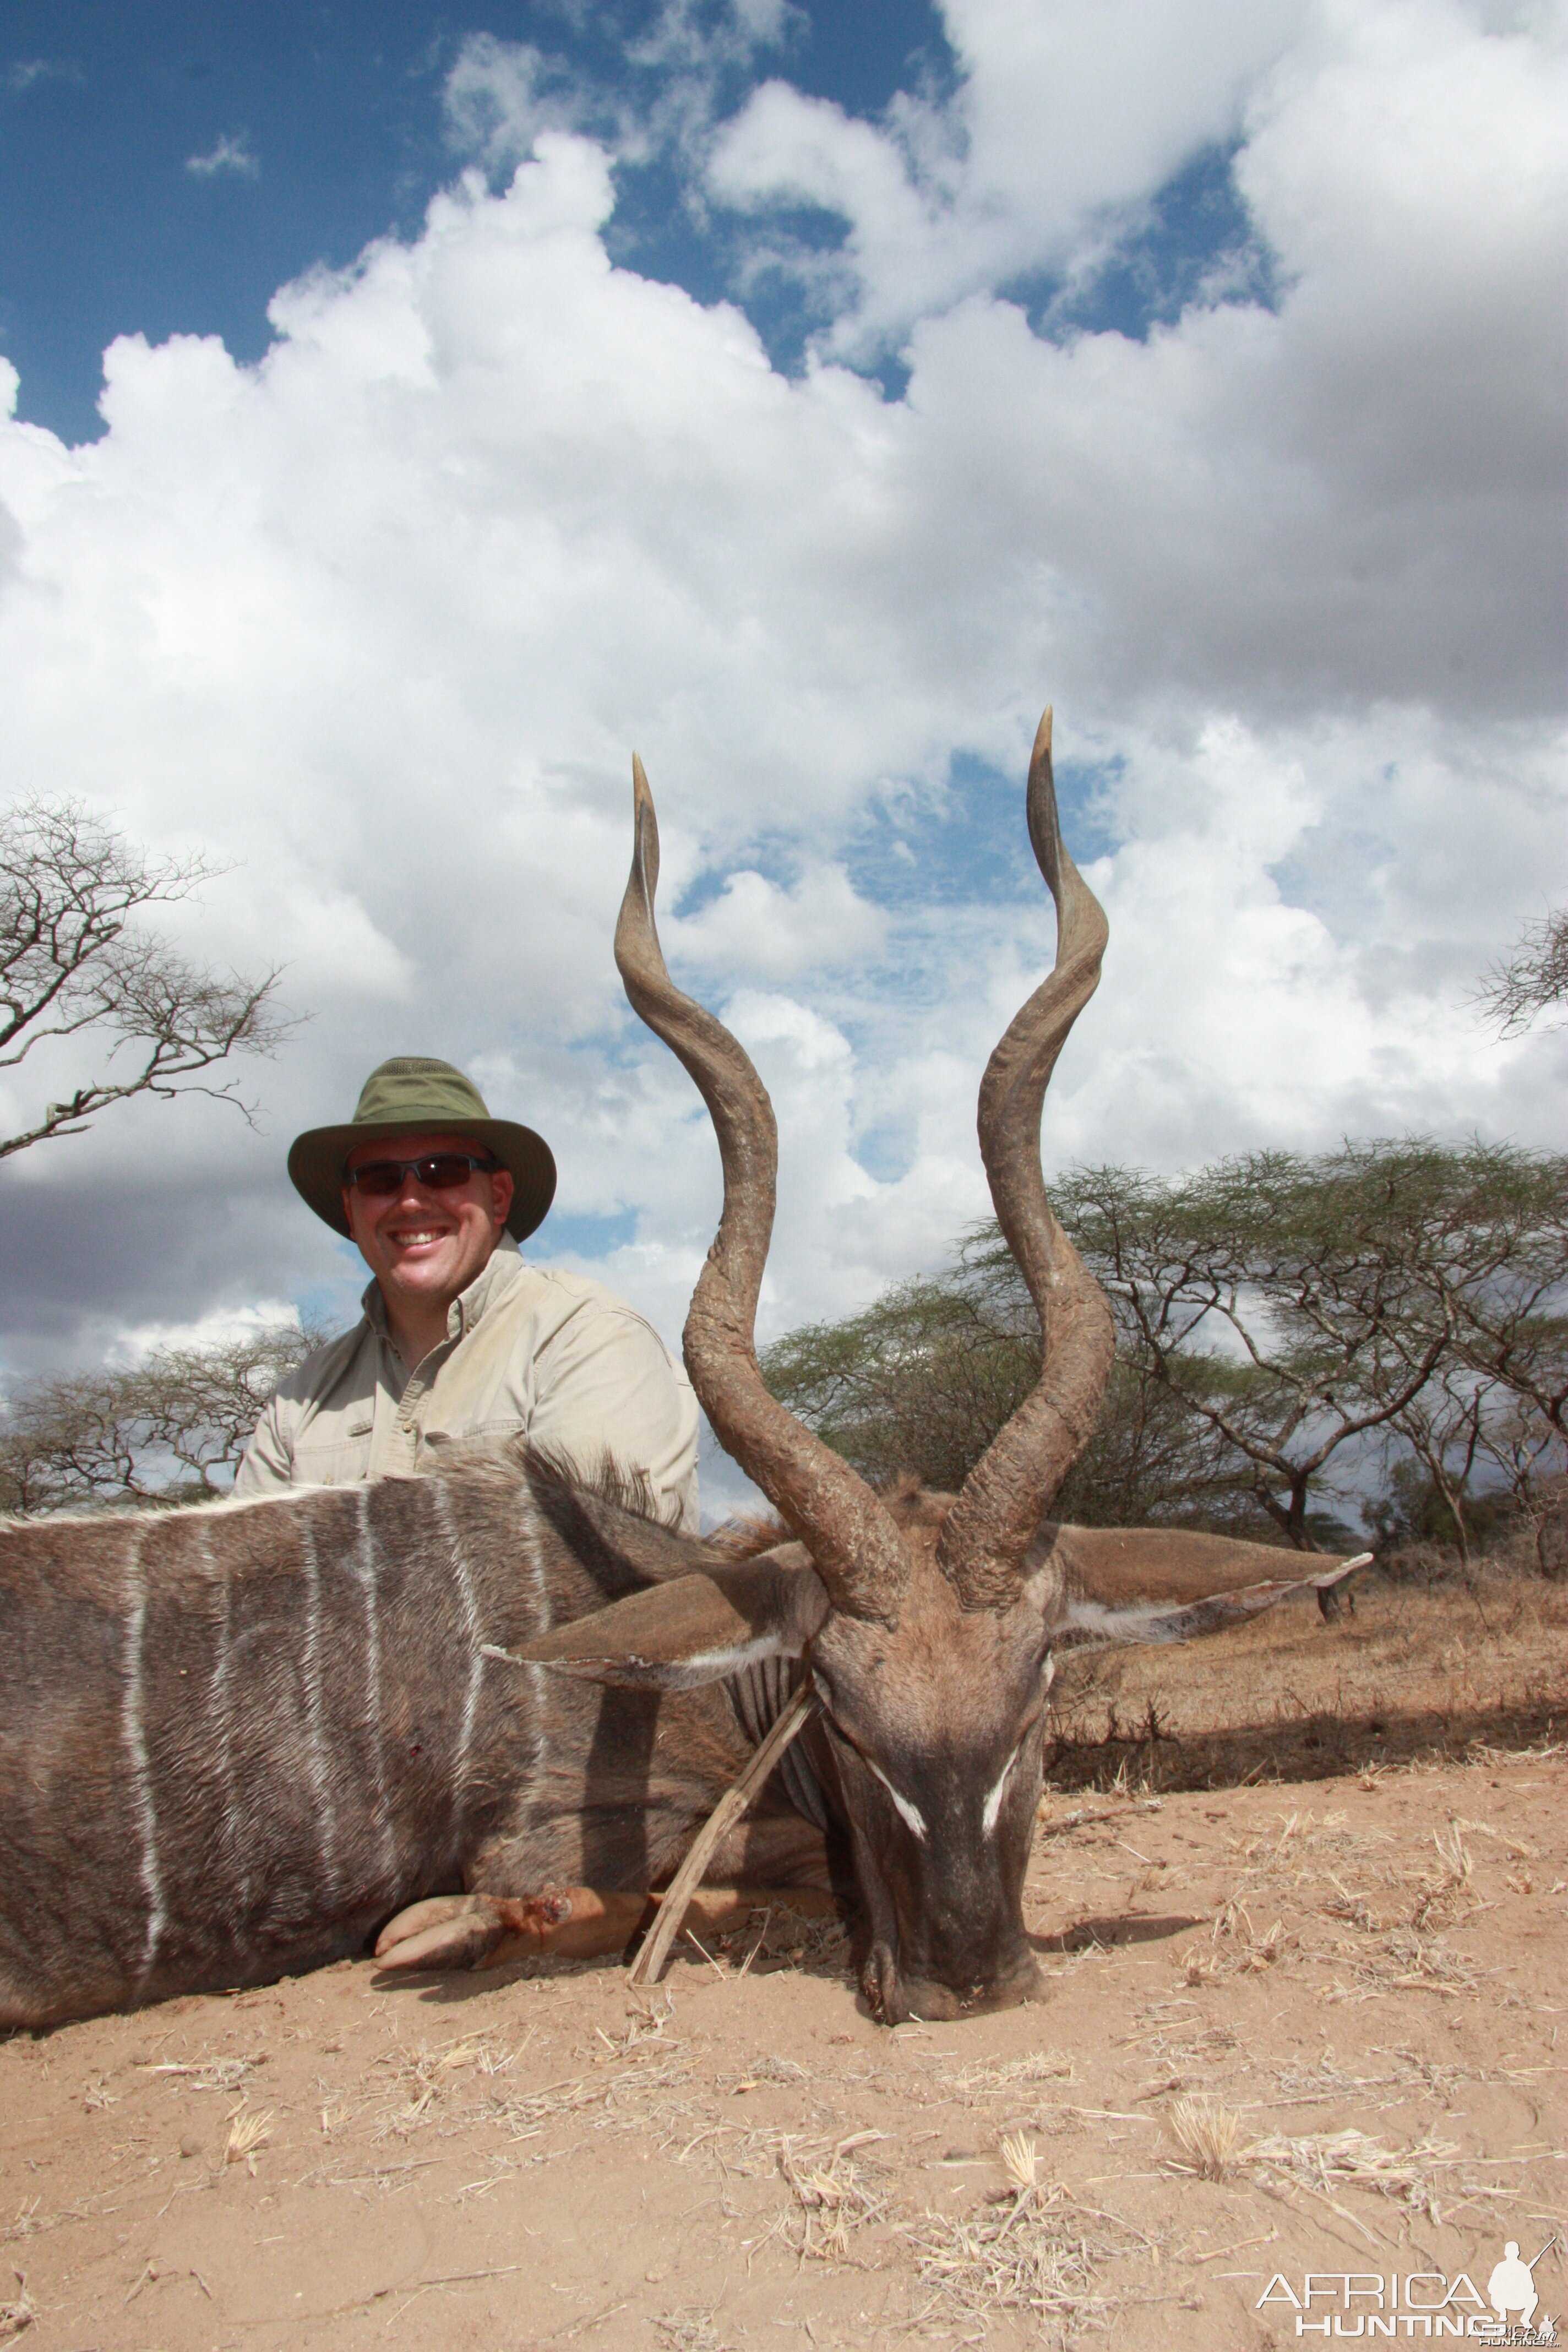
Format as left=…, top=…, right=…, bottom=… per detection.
left=666, top=863, right=886, bottom=977
left=709, top=0, right=1311, bottom=351
left=0, top=0, right=1562, bottom=1412
left=443, top=36, right=604, bottom=174
left=444, top=1, right=802, bottom=181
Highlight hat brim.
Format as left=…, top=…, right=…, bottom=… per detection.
left=288, top=1118, right=557, bottom=1243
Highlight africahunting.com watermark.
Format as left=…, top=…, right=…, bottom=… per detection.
left=1237, top=2241, right=1561, bottom=2340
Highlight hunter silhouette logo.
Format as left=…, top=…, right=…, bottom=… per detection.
left=1489, top=2243, right=1553, bottom=2337
left=1250, top=2239, right=1560, bottom=2338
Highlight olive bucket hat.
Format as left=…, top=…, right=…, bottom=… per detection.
left=287, top=1057, right=557, bottom=1243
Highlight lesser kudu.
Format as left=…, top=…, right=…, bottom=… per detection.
left=0, top=710, right=1364, bottom=2032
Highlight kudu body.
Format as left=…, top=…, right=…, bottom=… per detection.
left=0, top=711, right=1366, bottom=2032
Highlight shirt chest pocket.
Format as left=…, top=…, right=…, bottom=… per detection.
left=292, top=1417, right=374, bottom=1487
left=419, top=1414, right=529, bottom=1456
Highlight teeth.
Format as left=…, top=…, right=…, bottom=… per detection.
left=392, top=1229, right=445, bottom=1245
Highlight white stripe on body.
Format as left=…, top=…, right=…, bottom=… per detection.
left=202, top=1525, right=252, bottom=1929
left=352, top=1489, right=397, bottom=1885
left=519, top=1485, right=550, bottom=1792
left=121, top=1525, right=167, bottom=1994
left=434, top=1484, right=484, bottom=1858
left=298, top=1517, right=339, bottom=1901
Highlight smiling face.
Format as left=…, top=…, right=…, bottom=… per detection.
left=342, top=1130, right=514, bottom=1359
left=805, top=1536, right=1058, bottom=2024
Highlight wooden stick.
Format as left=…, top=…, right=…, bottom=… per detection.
left=629, top=1687, right=819, bottom=1989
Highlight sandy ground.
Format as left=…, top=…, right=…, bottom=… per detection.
left=3, top=1586, right=1566, bottom=2351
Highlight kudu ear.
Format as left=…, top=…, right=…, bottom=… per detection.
left=1032, top=1525, right=1374, bottom=1650
left=491, top=1555, right=830, bottom=1690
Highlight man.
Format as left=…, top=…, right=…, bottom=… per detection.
left=236, top=1056, right=700, bottom=1528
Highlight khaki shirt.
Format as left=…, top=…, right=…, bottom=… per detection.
left=235, top=1240, right=700, bottom=1531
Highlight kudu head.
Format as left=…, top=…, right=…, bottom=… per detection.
left=526, top=710, right=1118, bottom=2022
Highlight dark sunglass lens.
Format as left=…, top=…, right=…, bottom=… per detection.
left=418, top=1156, right=485, bottom=1189
left=348, top=1153, right=493, bottom=1195
left=350, top=1161, right=405, bottom=1195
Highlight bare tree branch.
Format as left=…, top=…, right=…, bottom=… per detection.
left=0, top=796, right=293, bottom=1159
left=1476, top=908, right=1568, bottom=1036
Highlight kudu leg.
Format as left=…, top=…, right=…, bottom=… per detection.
left=374, top=1884, right=842, bottom=1975
left=374, top=1888, right=649, bottom=1970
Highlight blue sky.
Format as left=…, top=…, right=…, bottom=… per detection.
left=4, top=2, right=1262, bottom=442
left=0, top=0, right=1562, bottom=1507
left=4, top=3, right=956, bottom=440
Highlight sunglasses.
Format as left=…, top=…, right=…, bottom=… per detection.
left=344, top=1152, right=499, bottom=1197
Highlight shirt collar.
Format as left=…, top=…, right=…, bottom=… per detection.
left=361, top=1234, right=525, bottom=1346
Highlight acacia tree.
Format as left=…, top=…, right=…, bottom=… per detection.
left=1418, top=1277, right=1568, bottom=1575
left=1445, top=1256, right=1568, bottom=1466
left=760, top=1272, right=1035, bottom=1498
left=760, top=1259, right=1266, bottom=1533
left=0, top=1321, right=319, bottom=1512
left=1, top=796, right=289, bottom=1159
left=761, top=1140, right=1568, bottom=1578
left=1044, top=1140, right=1568, bottom=1554
left=1385, top=1364, right=1503, bottom=1564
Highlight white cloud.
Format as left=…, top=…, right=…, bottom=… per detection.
left=106, top=1299, right=304, bottom=1369
left=0, top=1, right=1563, bottom=1398
left=444, top=35, right=558, bottom=170
left=666, top=863, right=886, bottom=977
left=709, top=0, right=1311, bottom=352
left=444, top=2, right=802, bottom=181
left=185, top=133, right=260, bottom=181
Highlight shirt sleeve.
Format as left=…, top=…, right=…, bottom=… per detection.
left=233, top=1392, right=297, bottom=1495
left=526, top=1301, right=701, bottom=1532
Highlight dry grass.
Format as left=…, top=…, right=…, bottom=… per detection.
left=371, top=2029, right=532, bottom=2137
left=899, top=2186, right=1148, bottom=2332
left=1046, top=1571, right=1568, bottom=1793
left=652, top=2309, right=736, bottom=2352
left=1166, top=2096, right=1245, bottom=2180
left=707, top=1899, right=851, bottom=1981
left=223, top=2105, right=273, bottom=2171
left=940, top=2050, right=1076, bottom=2104
left=997, top=2130, right=1040, bottom=2194
left=0, top=2198, right=90, bottom=2252
left=1157, top=1798, right=1509, bottom=2007
left=1155, top=2087, right=1487, bottom=2233
left=139, top=2051, right=263, bottom=2094
left=1246, top=2126, right=1462, bottom=2225
left=783, top=2145, right=891, bottom=2260
left=0, top=2273, right=34, bottom=2340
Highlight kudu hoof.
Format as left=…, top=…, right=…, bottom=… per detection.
left=373, top=1893, right=512, bottom=1971
left=373, top=1888, right=644, bottom=1974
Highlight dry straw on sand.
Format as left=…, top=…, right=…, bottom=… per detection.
left=223, top=2105, right=273, bottom=2173
left=1167, top=2096, right=1245, bottom=2180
